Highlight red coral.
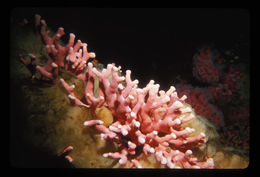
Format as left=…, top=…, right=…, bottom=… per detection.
left=192, top=47, right=243, bottom=102
left=188, top=46, right=245, bottom=129
left=221, top=67, right=243, bottom=98
left=176, top=85, right=224, bottom=129
left=226, top=107, right=249, bottom=124
left=192, top=47, right=222, bottom=84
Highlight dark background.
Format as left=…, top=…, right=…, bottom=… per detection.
left=10, top=8, right=250, bottom=90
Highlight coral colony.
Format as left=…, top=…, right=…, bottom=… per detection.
left=192, top=47, right=242, bottom=102
left=176, top=47, right=243, bottom=129
left=20, top=14, right=214, bottom=168
left=175, top=85, right=225, bottom=128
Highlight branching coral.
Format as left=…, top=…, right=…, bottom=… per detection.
left=20, top=14, right=96, bottom=84
left=175, top=85, right=225, bottom=128
left=19, top=14, right=215, bottom=168
left=60, top=63, right=214, bottom=168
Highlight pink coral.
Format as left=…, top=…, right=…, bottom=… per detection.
left=176, top=84, right=224, bottom=129
left=19, top=53, right=38, bottom=78
left=22, top=14, right=214, bottom=168
left=185, top=46, right=244, bottom=128
left=215, top=67, right=242, bottom=101
left=61, top=63, right=214, bottom=168
left=192, top=47, right=222, bottom=84
left=192, top=47, right=243, bottom=101
left=20, top=14, right=96, bottom=84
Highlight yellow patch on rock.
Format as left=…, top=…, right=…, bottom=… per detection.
left=95, top=106, right=114, bottom=127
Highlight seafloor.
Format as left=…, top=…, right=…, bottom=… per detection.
left=10, top=16, right=249, bottom=169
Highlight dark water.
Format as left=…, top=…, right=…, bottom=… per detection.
left=10, top=8, right=250, bottom=90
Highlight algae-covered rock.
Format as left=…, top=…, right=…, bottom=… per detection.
left=95, top=106, right=114, bottom=127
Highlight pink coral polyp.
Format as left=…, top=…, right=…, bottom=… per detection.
left=24, top=14, right=214, bottom=169
left=61, top=62, right=214, bottom=168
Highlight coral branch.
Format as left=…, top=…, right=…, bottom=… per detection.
left=23, top=14, right=215, bottom=168
left=66, top=62, right=214, bottom=168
